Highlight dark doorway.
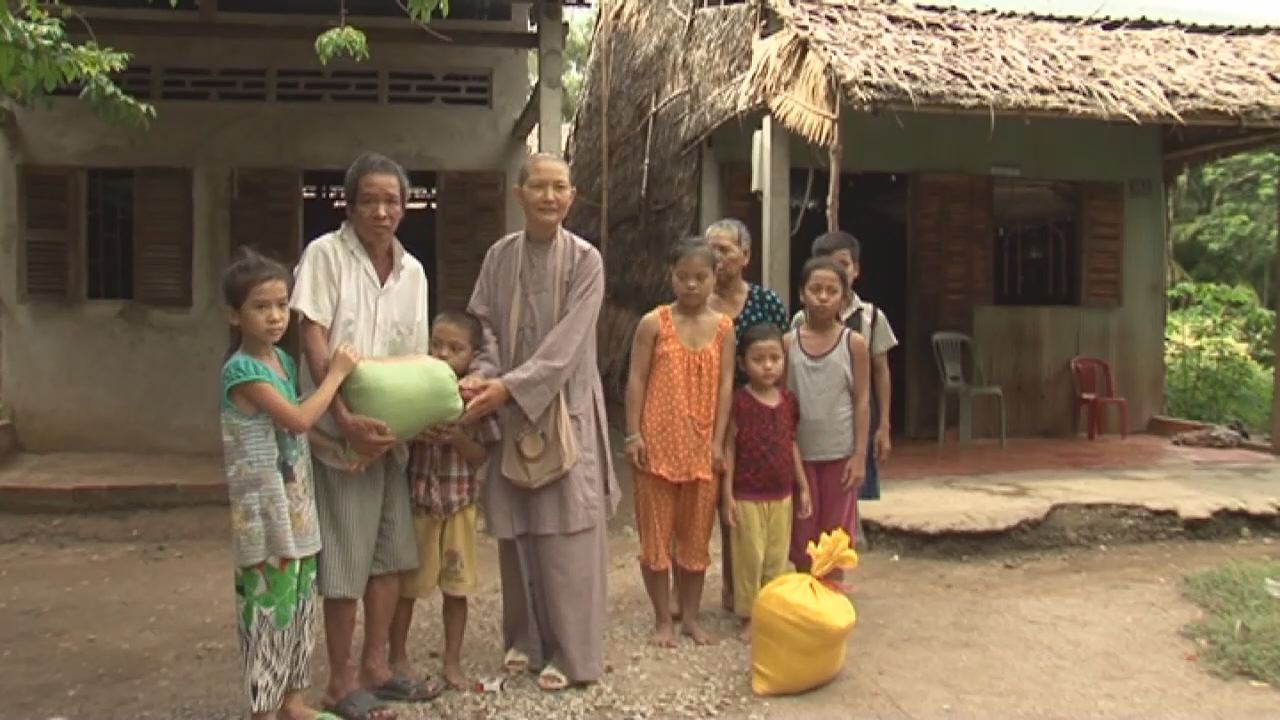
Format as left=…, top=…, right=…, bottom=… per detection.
left=788, top=170, right=909, bottom=436
left=301, top=170, right=439, bottom=314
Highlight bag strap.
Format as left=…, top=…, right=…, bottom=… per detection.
left=506, top=236, right=524, bottom=370
left=551, top=229, right=568, bottom=319
left=505, top=230, right=569, bottom=370
left=864, top=302, right=877, bottom=352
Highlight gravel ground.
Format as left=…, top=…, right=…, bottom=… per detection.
left=7, top=509, right=1280, bottom=720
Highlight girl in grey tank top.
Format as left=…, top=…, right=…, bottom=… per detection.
left=785, top=257, right=870, bottom=573
left=788, top=326, right=857, bottom=461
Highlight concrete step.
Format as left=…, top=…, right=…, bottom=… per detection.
left=0, top=451, right=226, bottom=513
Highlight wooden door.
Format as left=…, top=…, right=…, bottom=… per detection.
left=230, top=169, right=302, bottom=359
left=435, top=171, right=505, bottom=313
left=720, top=162, right=763, bottom=285
left=906, top=173, right=994, bottom=438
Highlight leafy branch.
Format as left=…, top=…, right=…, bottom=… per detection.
left=318, top=0, right=450, bottom=65
left=2, top=0, right=452, bottom=121
left=0, top=0, right=154, bottom=125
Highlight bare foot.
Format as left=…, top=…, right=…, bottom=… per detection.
left=681, top=619, right=716, bottom=646
left=443, top=659, right=468, bottom=690
left=738, top=623, right=752, bottom=643
left=650, top=620, right=677, bottom=648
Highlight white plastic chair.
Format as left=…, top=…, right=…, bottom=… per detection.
left=932, top=331, right=1006, bottom=446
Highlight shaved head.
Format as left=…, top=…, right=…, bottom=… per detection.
left=518, top=152, right=572, bottom=186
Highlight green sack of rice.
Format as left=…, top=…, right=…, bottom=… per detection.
left=340, top=355, right=464, bottom=442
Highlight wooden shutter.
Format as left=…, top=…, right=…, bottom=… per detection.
left=720, top=162, right=763, bottom=284
left=436, top=171, right=505, bottom=312
left=1079, top=182, right=1124, bottom=307
left=231, top=169, right=301, bottom=264
left=132, top=168, right=193, bottom=307
left=19, top=167, right=78, bottom=301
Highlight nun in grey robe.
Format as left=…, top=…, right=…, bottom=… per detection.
left=466, top=227, right=620, bottom=685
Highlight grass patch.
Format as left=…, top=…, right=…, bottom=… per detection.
left=1183, top=559, right=1280, bottom=685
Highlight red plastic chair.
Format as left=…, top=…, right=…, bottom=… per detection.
left=1070, top=357, right=1128, bottom=440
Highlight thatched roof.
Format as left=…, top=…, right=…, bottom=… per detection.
left=564, top=0, right=1280, bottom=400
left=755, top=0, right=1280, bottom=145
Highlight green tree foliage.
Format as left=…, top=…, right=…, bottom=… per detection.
left=1167, top=148, right=1277, bottom=432
left=0, top=0, right=152, bottom=125
left=1165, top=282, right=1273, bottom=433
left=1171, top=149, right=1279, bottom=307
left=315, top=0, right=449, bottom=65
left=1, top=0, right=450, bottom=124
left=561, top=9, right=593, bottom=123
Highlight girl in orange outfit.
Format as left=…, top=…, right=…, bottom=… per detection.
left=625, top=236, right=736, bottom=648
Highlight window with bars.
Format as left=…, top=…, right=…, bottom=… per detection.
left=19, top=167, right=193, bottom=307
left=992, top=179, right=1079, bottom=306
left=991, top=177, right=1125, bottom=308
left=85, top=169, right=135, bottom=300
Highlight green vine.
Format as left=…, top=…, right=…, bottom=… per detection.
left=315, top=26, right=370, bottom=65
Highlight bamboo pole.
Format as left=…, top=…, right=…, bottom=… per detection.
left=599, top=16, right=610, bottom=263
left=826, top=99, right=842, bottom=232
left=639, top=90, right=659, bottom=229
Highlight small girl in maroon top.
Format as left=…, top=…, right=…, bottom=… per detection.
left=721, top=324, right=812, bottom=641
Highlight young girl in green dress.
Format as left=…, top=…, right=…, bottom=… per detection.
left=220, top=247, right=359, bottom=720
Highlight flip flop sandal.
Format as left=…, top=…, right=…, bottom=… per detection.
left=503, top=647, right=530, bottom=676
left=323, top=689, right=397, bottom=720
left=537, top=664, right=570, bottom=693
left=369, top=673, right=444, bottom=703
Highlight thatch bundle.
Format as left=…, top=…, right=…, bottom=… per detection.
left=565, top=1, right=757, bottom=396
left=742, top=26, right=836, bottom=147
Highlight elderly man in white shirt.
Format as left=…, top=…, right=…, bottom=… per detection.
left=291, top=152, right=437, bottom=719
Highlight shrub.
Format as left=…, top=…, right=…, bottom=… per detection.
left=1165, top=282, right=1273, bottom=434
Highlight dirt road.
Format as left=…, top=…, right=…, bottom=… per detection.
left=1, top=509, right=1277, bottom=720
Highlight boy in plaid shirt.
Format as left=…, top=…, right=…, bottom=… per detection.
left=389, top=310, right=501, bottom=691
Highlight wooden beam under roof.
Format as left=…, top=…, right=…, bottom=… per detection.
left=512, top=81, right=540, bottom=141
left=71, top=17, right=538, bottom=48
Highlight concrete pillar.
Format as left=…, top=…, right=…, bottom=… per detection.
left=698, top=142, right=722, bottom=233
left=760, top=114, right=791, bottom=306
left=536, top=1, right=564, bottom=153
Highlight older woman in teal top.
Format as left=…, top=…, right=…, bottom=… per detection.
left=703, top=217, right=789, bottom=612
left=705, top=219, right=790, bottom=385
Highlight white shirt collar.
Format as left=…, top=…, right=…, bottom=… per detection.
left=339, top=221, right=405, bottom=283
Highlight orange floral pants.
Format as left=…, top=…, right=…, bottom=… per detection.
left=634, top=471, right=718, bottom=572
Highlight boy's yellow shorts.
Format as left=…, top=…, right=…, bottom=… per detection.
left=400, top=504, right=478, bottom=598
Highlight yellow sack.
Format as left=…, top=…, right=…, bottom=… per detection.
left=750, top=528, right=859, bottom=697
